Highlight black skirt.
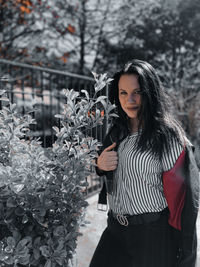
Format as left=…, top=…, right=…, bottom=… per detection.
left=89, top=209, right=180, bottom=267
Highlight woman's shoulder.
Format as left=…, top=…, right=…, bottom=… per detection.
left=168, top=134, right=184, bottom=148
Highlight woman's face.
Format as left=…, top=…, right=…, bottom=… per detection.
left=118, top=74, right=142, bottom=120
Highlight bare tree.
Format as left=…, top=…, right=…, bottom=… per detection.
left=0, top=0, right=77, bottom=66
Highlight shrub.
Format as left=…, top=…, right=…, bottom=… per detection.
left=0, top=73, right=117, bottom=267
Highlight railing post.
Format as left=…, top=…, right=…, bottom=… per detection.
left=103, top=83, right=109, bottom=137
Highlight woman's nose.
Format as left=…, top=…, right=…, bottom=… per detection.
left=127, top=95, right=136, bottom=103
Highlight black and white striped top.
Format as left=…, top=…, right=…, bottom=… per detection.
left=108, top=131, right=183, bottom=215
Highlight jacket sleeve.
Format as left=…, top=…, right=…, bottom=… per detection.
left=96, top=128, right=115, bottom=207
left=178, top=146, right=199, bottom=267
left=163, top=146, right=199, bottom=267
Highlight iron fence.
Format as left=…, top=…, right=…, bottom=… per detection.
left=0, top=59, right=108, bottom=197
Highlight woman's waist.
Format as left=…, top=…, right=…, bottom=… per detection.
left=108, top=208, right=169, bottom=226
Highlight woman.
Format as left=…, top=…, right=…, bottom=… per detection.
left=89, top=59, right=199, bottom=267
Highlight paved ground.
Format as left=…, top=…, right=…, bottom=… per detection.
left=76, top=194, right=200, bottom=267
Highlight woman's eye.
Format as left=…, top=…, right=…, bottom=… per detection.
left=120, top=91, right=142, bottom=95
left=135, top=90, right=142, bottom=95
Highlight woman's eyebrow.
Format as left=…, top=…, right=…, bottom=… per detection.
left=119, top=88, right=141, bottom=91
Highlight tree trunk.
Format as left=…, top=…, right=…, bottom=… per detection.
left=79, top=0, right=86, bottom=74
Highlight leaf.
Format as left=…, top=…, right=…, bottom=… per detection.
left=40, top=246, right=50, bottom=257
left=54, top=114, right=64, bottom=119
left=56, top=239, right=64, bottom=251
left=33, top=248, right=40, bottom=260
left=94, top=96, right=107, bottom=104
left=91, top=71, right=98, bottom=82
left=7, top=236, right=16, bottom=249
left=0, top=202, right=4, bottom=218
left=18, top=254, right=30, bottom=265
left=67, top=24, right=75, bottom=34
left=22, top=214, right=28, bottom=224
left=93, top=73, right=112, bottom=94
left=11, top=183, right=24, bottom=193
left=0, top=90, right=6, bottom=95
left=0, top=97, right=9, bottom=102
left=52, top=126, right=60, bottom=134
left=4, top=255, right=14, bottom=265
left=15, top=207, right=25, bottom=216
left=107, top=105, right=117, bottom=113
left=107, top=78, right=113, bottom=83
left=69, top=90, right=79, bottom=101
left=65, top=232, right=72, bottom=241
left=33, top=237, right=41, bottom=246
left=12, top=230, right=21, bottom=244
left=10, top=103, right=17, bottom=112
left=53, top=226, right=65, bottom=237
left=81, top=90, right=89, bottom=100
left=44, top=259, right=52, bottom=267
left=6, top=197, right=17, bottom=208
left=100, top=99, right=107, bottom=110
left=17, top=236, right=32, bottom=249
left=66, top=98, right=74, bottom=110
left=109, top=113, right=119, bottom=118
left=54, top=250, right=67, bottom=265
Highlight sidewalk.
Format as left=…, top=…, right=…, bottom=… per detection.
left=76, top=194, right=200, bottom=267
left=76, top=194, right=107, bottom=267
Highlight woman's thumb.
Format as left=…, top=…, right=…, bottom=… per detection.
left=104, top=142, right=116, bottom=151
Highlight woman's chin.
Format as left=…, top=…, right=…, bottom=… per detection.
left=126, top=113, right=138, bottom=119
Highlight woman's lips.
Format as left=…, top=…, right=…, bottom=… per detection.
left=126, top=107, right=139, bottom=111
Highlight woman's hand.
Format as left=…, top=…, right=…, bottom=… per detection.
left=97, top=143, right=118, bottom=171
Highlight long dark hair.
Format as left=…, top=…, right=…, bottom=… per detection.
left=109, top=59, right=186, bottom=157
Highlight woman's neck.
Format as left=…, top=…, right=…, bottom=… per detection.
left=129, top=118, right=139, bottom=133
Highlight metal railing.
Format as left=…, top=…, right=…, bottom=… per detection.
left=0, top=59, right=107, bottom=197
